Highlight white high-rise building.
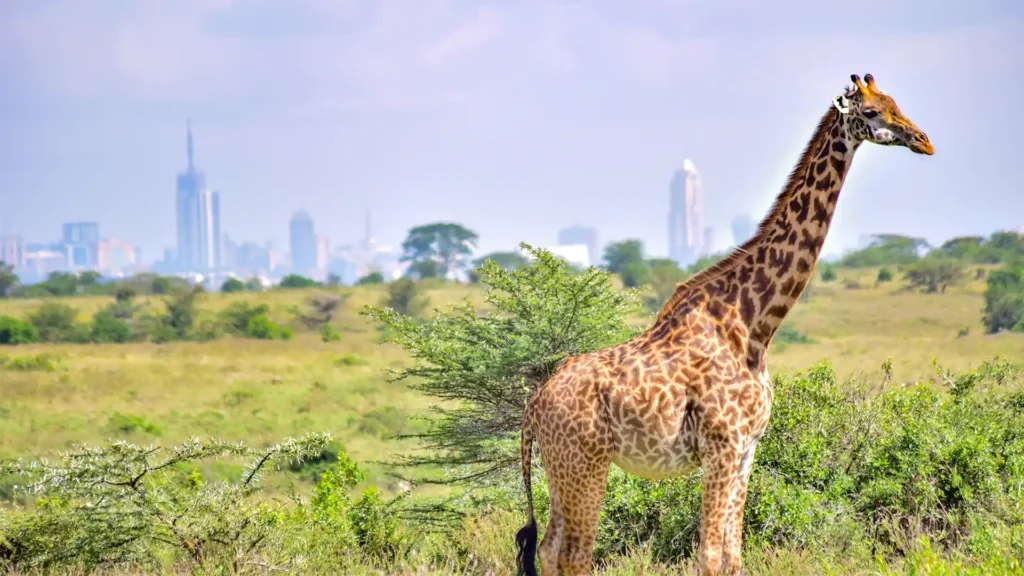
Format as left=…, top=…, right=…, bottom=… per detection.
left=175, top=121, right=221, bottom=272
left=668, top=158, right=704, bottom=266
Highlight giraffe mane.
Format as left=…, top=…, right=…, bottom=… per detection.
left=655, top=105, right=841, bottom=323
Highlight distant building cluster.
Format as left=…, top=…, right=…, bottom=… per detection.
left=0, top=125, right=765, bottom=287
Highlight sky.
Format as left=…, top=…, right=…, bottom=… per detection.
left=1, top=0, right=1022, bottom=262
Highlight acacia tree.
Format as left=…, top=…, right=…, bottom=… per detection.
left=0, top=261, right=17, bottom=297
left=400, top=223, right=479, bottom=280
left=362, top=244, right=641, bottom=492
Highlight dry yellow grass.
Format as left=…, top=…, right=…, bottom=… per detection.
left=1, top=271, right=1021, bottom=489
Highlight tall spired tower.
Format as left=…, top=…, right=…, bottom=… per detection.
left=175, top=121, right=221, bottom=272
left=667, top=158, right=704, bottom=266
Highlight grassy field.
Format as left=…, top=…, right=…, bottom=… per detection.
left=2, top=268, right=1023, bottom=574
left=1, top=269, right=1021, bottom=489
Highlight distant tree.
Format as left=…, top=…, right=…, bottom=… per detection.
left=221, top=277, right=246, bottom=294
left=41, top=272, right=80, bottom=296
left=904, top=257, right=967, bottom=293
left=876, top=267, right=894, bottom=283
left=383, top=278, right=429, bottom=318
left=151, top=276, right=172, bottom=295
left=162, top=285, right=205, bottom=339
left=644, top=259, right=688, bottom=314
left=326, top=273, right=342, bottom=287
left=244, top=277, right=264, bottom=291
left=840, top=234, right=929, bottom=268
left=295, top=292, right=345, bottom=330
left=820, top=265, right=838, bottom=282
left=78, top=270, right=102, bottom=287
left=356, top=271, right=385, bottom=285
left=982, top=266, right=1024, bottom=333
left=278, top=274, right=318, bottom=289
left=114, top=284, right=137, bottom=303
left=400, top=222, right=479, bottom=279
left=406, top=259, right=444, bottom=280
left=602, top=240, right=645, bottom=274
left=939, top=236, right=985, bottom=260
left=474, top=251, right=530, bottom=272
left=0, top=261, right=17, bottom=298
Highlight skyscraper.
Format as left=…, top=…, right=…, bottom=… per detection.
left=175, top=121, right=221, bottom=272
left=61, top=221, right=99, bottom=269
left=557, top=225, right=600, bottom=267
left=289, top=211, right=317, bottom=276
left=668, top=158, right=704, bottom=266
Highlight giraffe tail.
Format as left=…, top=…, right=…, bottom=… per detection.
left=514, top=407, right=538, bottom=576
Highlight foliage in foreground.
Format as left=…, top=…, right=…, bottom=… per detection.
left=2, top=358, right=1023, bottom=574
left=362, top=243, right=642, bottom=489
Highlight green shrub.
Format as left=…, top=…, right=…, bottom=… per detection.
left=89, top=308, right=132, bottom=343
left=382, top=278, right=428, bottom=318
left=589, top=359, right=1024, bottom=564
left=245, top=314, right=281, bottom=340
left=335, top=353, right=369, bottom=367
left=877, top=267, right=894, bottom=283
left=219, top=301, right=270, bottom=335
left=221, top=277, right=246, bottom=293
left=321, top=324, right=341, bottom=342
left=820, top=265, right=837, bottom=282
left=982, top=266, right=1024, bottom=333
left=107, top=412, right=162, bottom=436
left=0, top=316, right=40, bottom=345
left=0, top=353, right=57, bottom=372
left=28, top=302, right=88, bottom=343
left=356, top=271, right=385, bottom=285
left=363, top=243, right=641, bottom=490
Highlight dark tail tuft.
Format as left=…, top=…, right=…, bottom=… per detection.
left=515, top=516, right=538, bottom=576
left=515, top=407, right=538, bottom=576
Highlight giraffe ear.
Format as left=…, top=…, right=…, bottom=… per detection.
left=833, top=94, right=851, bottom=114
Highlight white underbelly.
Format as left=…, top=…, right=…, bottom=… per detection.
left=611, top=446, right=700, bottom=480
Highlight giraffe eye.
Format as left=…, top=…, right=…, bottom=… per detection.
left=862, top=109, right=879, bottom=119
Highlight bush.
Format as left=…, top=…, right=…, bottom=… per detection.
left=245, top=314, right=285, bottom=340
left=905, top=256, right=967, bottom=293
left=278, top=274, right=318, bottom=289
left=592, top=358, right=1024, bottom=564
left=219, top=301, right=270, bottom=335
left=982, top=266, right=1024, bottom=333
left=0, top=353, right=57, bottom=371
left=89, top=309, right=133, bottom=343
left=356, top=271, right=385, bottom=285
left=27, top=302, right=88, bottom=343
left=0, top=434, right=334, bottom=573
left=0, top=316, right=40, bottom=345
left=382, top=278, right=428, bottom=318
left=321, top=324, right=341, bottom=342
left=877, top=267, right=894, bottom=283
left=221, top=277, right=246, bottom=293
left=820, top=265, right=837, bottom=282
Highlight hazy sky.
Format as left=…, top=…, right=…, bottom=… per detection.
left=1, top=0, right=1022, bottom=262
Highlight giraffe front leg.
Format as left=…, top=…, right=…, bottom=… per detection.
left=722, top=439, right=758, bottom=575
left=698, top=444, right=744, bottom=576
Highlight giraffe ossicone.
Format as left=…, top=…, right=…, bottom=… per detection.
left=514, top=73, right=934, bottom=576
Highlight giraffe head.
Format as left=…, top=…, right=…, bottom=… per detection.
left=834, top=73, right=934, bottom=155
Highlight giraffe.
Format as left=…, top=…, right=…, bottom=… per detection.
left=514, top=74, right=933, bottom=576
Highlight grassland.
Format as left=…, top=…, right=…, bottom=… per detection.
left=1, top=268, right=1021, bottom=490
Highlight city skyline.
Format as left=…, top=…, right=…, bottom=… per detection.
left=2, top=2, right=1022, bottom=263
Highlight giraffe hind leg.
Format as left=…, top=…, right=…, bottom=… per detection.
left=546, top=460, right=611, bottom=575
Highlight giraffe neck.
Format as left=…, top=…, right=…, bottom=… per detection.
left=656, top=105, right=859, bottom=361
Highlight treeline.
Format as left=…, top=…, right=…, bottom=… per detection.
left=0, top=277, right=432, bottom=346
